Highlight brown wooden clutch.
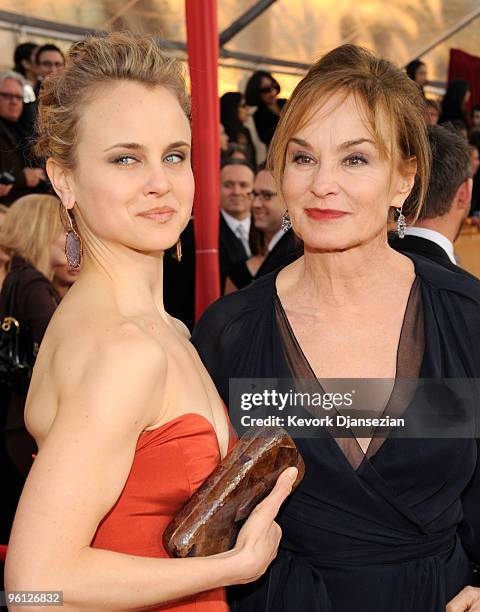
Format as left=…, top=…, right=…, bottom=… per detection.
left=163, top=426, right=305, bottom=557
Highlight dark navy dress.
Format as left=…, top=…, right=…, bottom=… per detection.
left=192, top=253, right=480, bottom=612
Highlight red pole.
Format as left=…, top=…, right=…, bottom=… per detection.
left=185, top=0, right=221, bottom=320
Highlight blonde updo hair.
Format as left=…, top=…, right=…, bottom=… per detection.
left=0, top=195, right=63, bottom=280
left=35, top=32, right=190, bottom=169
left=268, top=44, right=431, bottom=220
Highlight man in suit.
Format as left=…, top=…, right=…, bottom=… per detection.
left=219, top=158, right=255, bottom=291
left=251, top=163, right=302, bottom=277
left=0, top=70, right=47, bottom=205
left=390, top=124, right=472, bottom=272
left=227, top=164, right=302, bottom=290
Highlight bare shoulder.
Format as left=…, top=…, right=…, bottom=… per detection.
left=54, top=315, right=166, bottom=377
left=28, top=313, right=168, bottom=439
left=167, top=314, right=191, bottom=340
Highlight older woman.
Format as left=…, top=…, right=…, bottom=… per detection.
left=193, top=45, right=480, bottom=611
left=5, top=33, right=296, bottom=611
left=220, top=92, right=256, bottom=167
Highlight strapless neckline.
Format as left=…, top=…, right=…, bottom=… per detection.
left=140, top=412, right=217, bottom=436
left=139, top=411, right=232, bottom=460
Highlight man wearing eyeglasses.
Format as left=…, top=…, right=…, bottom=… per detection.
left=0, top=71, right=47, bottom=204
left=251, top=164, right=302, bottom=275
left=35, top=44, right=65, bottom=80
left=227, top=164, right=302, bottom=291
left=18, top=45, right=65, bottom=145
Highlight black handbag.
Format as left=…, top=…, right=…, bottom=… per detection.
left=0, top=269, right=35, bottom=391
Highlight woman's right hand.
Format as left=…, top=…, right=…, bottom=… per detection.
left=229, top=466, right=298, bottom=584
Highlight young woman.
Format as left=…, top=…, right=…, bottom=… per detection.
left=194, top=44, right=480, bottom=612
left=220, top=92, right=256, bottom=167
left=406, top=58, right=427, bottom=96
left=439, top=79, right=471, bottom=127
left=245, top=70, right=286, bottom=147
left=5, top=33, right=296, bottom=611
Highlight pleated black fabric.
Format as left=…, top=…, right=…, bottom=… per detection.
left=192, top=253, right=480, bottom=612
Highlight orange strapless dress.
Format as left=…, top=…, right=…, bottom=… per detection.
left=92, top=412, right=237, bottom=611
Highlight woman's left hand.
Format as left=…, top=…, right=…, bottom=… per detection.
left=447, top=586, right=480, bottom=611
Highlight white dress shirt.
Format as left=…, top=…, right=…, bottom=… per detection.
left=404, top=227, right=456, bottom=264
left=221, top=210, right=252, bottom=257
left=267, top=229, right=284, bottom=252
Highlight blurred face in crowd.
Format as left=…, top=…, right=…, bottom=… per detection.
left=470, top=146, right=480, bottom=176
left=426, top=105, right=440, bottom=125
left=472, top=110, right=480, bottom=128
left=220, top=164, right=254, bottom=220
left=252, top=170, right=283, bottom=236
left=52, top=262, right=80, bottom=297
left=414, top=64, right=427, bottom=87
left=259, top=76, right=279, bottom=106
left=219, top=124, right=229, bottom=152
left=0, top=78, right=24, bottom=122
left=238, top=97, right=249, bottom=123
left=37, top=50, right=65, bottom=78
left=20, top=47, right=39, bottom=83
left=50, top=231, right=68, bottom=270
left=54, top=263, right=80, bottom=284
left=48, top=81, right=194, bottom=259
left=282, top=93, right=414, bottom=252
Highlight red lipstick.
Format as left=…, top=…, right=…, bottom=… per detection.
left=305, top=208, right=348, bottom=221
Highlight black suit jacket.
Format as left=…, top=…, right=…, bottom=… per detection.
left=256, top=229, right=303, bottom=278
left=389, top=233, right=475, bottom=278
left=163, top=219, right=195, bottom=330
left=219, top=214, right=250, bottom=292
left=229, top=229, right=303, bottom=289
left=163, top=215, right=252, bottom=328
left=0, top=118, right=30, bottom=205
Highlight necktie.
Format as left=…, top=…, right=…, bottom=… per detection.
left=235, top=224, right=251, bottom=257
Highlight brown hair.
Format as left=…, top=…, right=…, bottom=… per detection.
left=35, top=32, right=190, bottom=168
left=425, top=98, right=441, bottom=113
left=268, top=44, right=431, bottom=220
left=403, top=125, right=471, bottom=220
left=0, top=194, right=63, bottom=279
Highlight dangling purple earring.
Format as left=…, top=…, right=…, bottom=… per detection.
left=60, top=203, right=82, bottom=268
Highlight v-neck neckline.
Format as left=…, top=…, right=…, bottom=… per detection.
left=273, top=269, right=425, bottom=471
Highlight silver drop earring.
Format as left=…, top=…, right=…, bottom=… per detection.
left=396, top=206, right=406, bottom=239
left=281, top=210, right=292, bottom=232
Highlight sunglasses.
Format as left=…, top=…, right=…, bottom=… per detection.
left=251, top=190, right=278, bottom=202
left=258, top=85, right=279, bottom=94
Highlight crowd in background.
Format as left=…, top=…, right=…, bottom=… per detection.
left=1, top=40, right=480, bottom=547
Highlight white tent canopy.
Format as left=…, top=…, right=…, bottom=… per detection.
left=0, top=0, right=479, bottom=97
